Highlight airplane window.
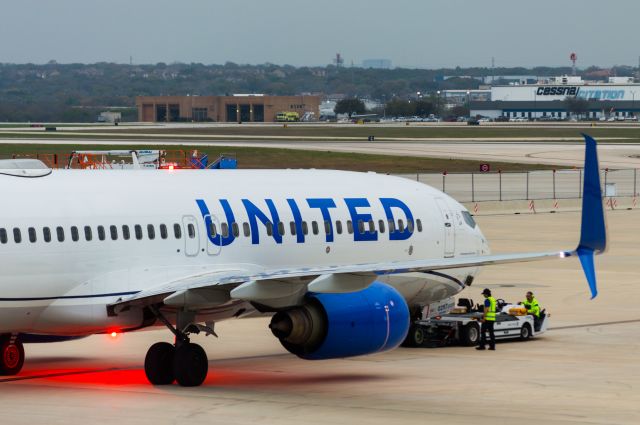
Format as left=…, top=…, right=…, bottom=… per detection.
left=368, top=220, right=375, bottom=234
left=135, top=225, right=143, bottom=240
left=243, top=222, right=250, bottom=237
left=407, top=220, right=414, bottom=233
left=56, top=226, right=65, bottom=242
left=324, top=220, right=331, bottom=235
left=302, top=221, right=308, bottom=235
left=160, top=224, right=168, bottom=239
left=388, top=219, right=396, bottom=233
left=13, top=228, right=21, bottom=243
left=122, top=225, right=130, bottom=240
left=461, top=211, right=477, bottom=229
left=84, top=226, right=92, bottom=241
left=266, top=222, right=273, bottom=237
left=208, top=222, right=217, bottom=237
left=97, top=226, right=105, bottom=241
left=28, top=227, right=37, bottom=243
left=312, top=221, right=319, bottom=235
left=110, top=225, right=118, bottom=241
left=378, top=219, right=386, bottom=234
left=220, top=223, right=228, bottom=238
left=278, top=221, right=285, bottom=236
left=147, top=224, right=155, bottom=240
left=71, top=226, right=79, bottom=242
left=347, top=220, right=353, bottom=234
left=417, top=219, right=423, bottom=232
left=357, top=220, right=365, bottom=234
left=335, top=220, right=342, bottom=235
left=398, top=220, right=405, bottom=232
left=43, top=227, right=51, bottom=242
left=289, top=221, right=296, bottom=236
left=232, top=222, right=239, bottom=237
left=0, top=228, right=6, bottom=244
left=173, top=223, right=182, bottom=239
left=188, top=223, right=196, bottom=239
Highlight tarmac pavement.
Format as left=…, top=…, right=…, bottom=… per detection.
left=1, top=209, right=638, bottom=425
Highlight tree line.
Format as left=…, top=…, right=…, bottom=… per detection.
left=0, top=62, right=634, bottom=122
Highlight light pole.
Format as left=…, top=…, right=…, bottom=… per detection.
left=466, top=90, right=471, bottom=117
left=382, top=94, right=386, bottom=118
left=436, top=90, right=441, bottom=116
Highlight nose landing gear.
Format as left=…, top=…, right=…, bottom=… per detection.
left=144, top=306, right=209, bottom=387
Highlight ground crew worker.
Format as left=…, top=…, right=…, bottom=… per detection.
left=476, top=288, right=496, bottom=351
left=520, top=291, right=541, bottom=330
left=520, top=291, right=540, bottom=318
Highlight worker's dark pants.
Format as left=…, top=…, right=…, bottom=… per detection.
left=479, top=321, right=496, bottom=349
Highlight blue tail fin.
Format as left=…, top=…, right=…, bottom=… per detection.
left=574, top=134, right=607, bottom=299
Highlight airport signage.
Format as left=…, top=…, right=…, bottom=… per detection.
left=536, top=87, right=579, bottom=96
left=479, top=163, right=490, bottom=172
left=536, top=86, right=627, bottom=100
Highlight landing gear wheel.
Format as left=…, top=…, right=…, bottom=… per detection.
left=144, top=342, right=176, bottom=385
left=520, top=324, right=532, bottom=340
left=174, top=343, right=208, bottom=387
left=0, top=336, right=24, bottom=376
left=401, top=325, right=425, bottom=347
left=460, top=322, right=480, bottom=346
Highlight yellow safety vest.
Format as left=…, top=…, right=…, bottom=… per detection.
left=522, top=298, right=540, bottom=318
left=485, top=296, right=496, bottom=321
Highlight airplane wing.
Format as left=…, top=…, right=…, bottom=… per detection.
left=111, top=134, right=606, bottom=311
left=111, top=250, right=565, bottom=308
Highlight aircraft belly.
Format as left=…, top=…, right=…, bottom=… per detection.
left=378, top=267, right=475, bottom=305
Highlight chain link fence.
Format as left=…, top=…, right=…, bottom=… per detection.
left=395, top=169, right=639, bottom=202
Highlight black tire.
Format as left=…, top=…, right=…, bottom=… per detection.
left=0, top=336, right=24, bottom=376
left=401, top=325, right=425, bottom=347
left=144, top=342, right=176, bottom=385
left=520, top=324, right=532, bottom=340
left=460, top=322, right=480, bottom=346
left=174, top=343, right=208, bottom=387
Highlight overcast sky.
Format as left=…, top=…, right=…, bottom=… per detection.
left=1, top=0, right=638, bottom=68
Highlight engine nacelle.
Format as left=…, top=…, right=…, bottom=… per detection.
left=269, top=282, right=410, bottom=360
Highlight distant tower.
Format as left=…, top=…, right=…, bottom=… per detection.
left=491, top=56, right=495, bottom=84
left=570, top=52, right=577, bottom=76
left=333, top=53, right=344, bottom=68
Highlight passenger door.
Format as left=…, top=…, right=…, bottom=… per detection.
left=435, top=198, right=455, bottom=258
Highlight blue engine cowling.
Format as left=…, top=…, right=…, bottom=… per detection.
left=269, top=281, right=410, bottom=360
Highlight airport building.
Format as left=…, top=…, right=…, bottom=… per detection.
left=136, top=95, right=320, bottom=122
left=470, top=76, right=640, bottom=120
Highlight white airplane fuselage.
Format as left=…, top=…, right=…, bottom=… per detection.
left=0, top=169, right=488, bottom=336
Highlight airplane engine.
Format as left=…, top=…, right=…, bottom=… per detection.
left=269, top=282, right=409, bottom=360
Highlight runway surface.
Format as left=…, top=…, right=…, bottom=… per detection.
left=2, top=137, right=640, bottom=168
left=2, top=210, right=638, bottom=425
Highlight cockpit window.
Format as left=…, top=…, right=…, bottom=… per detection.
left=461, top=211, right=477, bottom=228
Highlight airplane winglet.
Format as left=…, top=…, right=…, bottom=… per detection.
left=571, top=134, right=607, bottom=299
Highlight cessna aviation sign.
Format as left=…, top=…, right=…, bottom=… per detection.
left=536, top=86, right=626, bottom=100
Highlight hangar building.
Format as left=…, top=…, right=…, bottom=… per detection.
left=136, top=95, right=320, bottom=122
left=470, top=76, right=640, bottom=120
